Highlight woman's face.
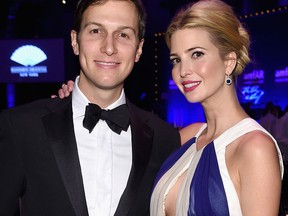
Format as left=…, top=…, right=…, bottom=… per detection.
left=169, top=28, right=231, bottom=104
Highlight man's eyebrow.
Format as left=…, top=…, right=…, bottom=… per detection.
left=119, top=26, right=137, bottom=35
left=83, top=22, right=137, bottom=34
left=82, top=21, right=102, bottom=29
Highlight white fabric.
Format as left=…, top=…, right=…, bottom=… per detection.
left=150, top=125, right=205, bottom=216
left=150, top=118, right=284, bottom=216
left=72, top=76, right=132, bottom=216
left=215, top=118, right=284, bottom=214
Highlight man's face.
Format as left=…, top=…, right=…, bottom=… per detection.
left=71, top=0, right=144, bottom=97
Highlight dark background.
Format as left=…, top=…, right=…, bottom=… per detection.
left=0, top=0, right=287, bottom=117
left=0, top=0, right=288, bottom=213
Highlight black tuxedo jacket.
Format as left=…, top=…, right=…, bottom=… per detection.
left=0, top=96, right=180, bottom=216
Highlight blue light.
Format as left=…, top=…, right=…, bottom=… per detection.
left=167, top=81, right=205, bottom=128
left=6, top=84, right=15, bottom=108
left=241, top=85, right=264, bottom=104
left=275, top=66, right=288, bottom=83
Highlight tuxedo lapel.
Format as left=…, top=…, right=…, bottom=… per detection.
left=114, top=101, right=154, bottom=216
left=42, top=98, right=89, bottom=216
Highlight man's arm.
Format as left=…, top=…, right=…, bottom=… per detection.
left=0, top=110, right=24, bottom=215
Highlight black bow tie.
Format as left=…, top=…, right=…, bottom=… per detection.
left=83, top=103, right=130, bottom=134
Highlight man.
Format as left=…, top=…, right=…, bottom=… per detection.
left=0, top=0, right=180, bottom=215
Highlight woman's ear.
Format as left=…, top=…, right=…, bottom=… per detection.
left=71, top=30, right=79, bottom=55
left=225, top=52, right=237, bottom=75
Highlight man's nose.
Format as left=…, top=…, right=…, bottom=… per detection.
left=100, top=35, right=118, bottom=56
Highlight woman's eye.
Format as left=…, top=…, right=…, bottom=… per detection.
left=192, top=51, right=204, bottom=58
left=170, top=58, right=180, bottom=65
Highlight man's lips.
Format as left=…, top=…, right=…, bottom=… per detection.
left=94, top=61, right=120, bottom=68
left=182, top=81, right=201, bottom=92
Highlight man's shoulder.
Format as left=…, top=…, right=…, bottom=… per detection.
left=1, top=96, right=71, bottom=116
left=127, top=100, right=162, bottom=121
left=126, top=100, right=177, bottom=131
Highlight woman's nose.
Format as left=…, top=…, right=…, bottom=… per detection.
left=180, top=63, right=192, bottom=78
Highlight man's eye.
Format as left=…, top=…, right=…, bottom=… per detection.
left=119, top=33, right=129, bottom=38
left=91, top=29, right=100, bottom=34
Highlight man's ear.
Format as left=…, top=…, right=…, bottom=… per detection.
left=71, top=30, right=79, bottom=55
left=135, top=39, right=144, bottom=62
left=225, top=52, right=237, bottom=75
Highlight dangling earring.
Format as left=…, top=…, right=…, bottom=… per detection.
left=225, top=74, right=232, bottom=86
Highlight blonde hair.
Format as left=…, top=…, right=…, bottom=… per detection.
left=166, top=0, right=250, bottom=75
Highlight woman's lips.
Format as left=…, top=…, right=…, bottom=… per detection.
left=182, top=81, right=201, bottom=92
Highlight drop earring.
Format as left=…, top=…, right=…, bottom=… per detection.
left=225, top=74, right=232, bottom=86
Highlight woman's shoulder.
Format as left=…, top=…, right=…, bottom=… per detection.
left=238, top=130, right=277, bottom=155
left=179, top=122, right=206, bottom=145
left=236, top=130, right=280, bottom=172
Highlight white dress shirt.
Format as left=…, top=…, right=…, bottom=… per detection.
left=72, top=76, right=132, bottom=216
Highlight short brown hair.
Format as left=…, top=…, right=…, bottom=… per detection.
left=73, top=0, right=146, bottom=41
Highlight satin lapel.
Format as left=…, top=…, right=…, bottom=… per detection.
left=42, top=98, right=89, bottom=216
left=114, top=101, right=153, bottom=216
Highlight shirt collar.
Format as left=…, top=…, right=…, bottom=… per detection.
left=72, top=76, right=126, bottom=119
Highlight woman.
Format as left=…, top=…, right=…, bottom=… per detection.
left=150, top=0, right=283, bottom=215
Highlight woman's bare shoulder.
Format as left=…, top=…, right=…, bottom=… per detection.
left=179, top=122, right=206, bottom=145
left=236, top=130, right=280, bottom=178
left=235, top=130, right=282, bottom=215
left=237, top=130, right=278, bottom=159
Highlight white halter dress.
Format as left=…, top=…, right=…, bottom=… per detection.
left=150, top=118, right=284, bottom=216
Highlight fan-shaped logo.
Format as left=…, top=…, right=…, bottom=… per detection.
left=10, top=45, right=48, bottom=77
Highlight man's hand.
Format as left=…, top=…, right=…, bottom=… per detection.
left=51, top=80, right=75, bottom=99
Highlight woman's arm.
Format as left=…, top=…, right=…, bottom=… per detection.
left=238, top=131, right=282, bottom=216
left=51, top=80, right=75, bottom=98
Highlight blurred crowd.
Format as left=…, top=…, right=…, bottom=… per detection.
left=258, top=102, right=288, bottom=160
